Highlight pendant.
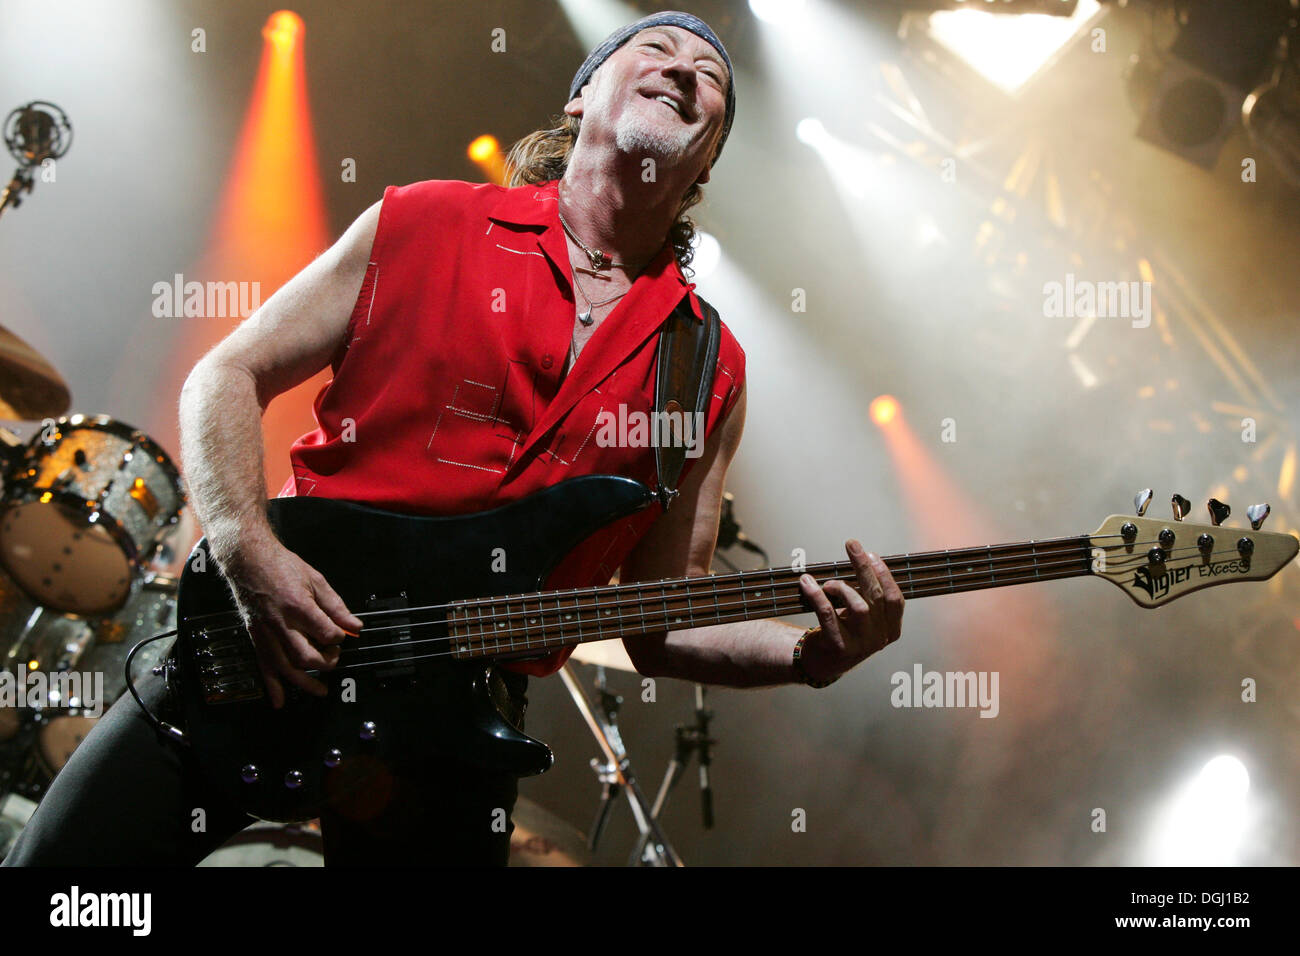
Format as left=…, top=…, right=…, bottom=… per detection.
left=578, top=309, right=594, bottom=326
left=588, top=249, right=609, bottom=270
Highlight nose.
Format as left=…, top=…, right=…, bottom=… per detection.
left=659, top=49, right=699, bottom=91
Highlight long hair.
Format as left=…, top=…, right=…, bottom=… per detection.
left=503, top=112, right=704, bottom=275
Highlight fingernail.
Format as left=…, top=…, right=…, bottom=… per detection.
left=801, top=574, right=814, bottom=586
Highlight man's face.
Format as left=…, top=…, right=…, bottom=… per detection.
left=566, top=25, right=729, bottom=184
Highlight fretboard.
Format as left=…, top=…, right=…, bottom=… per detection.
left=445, top=535, right=1093, bottom=660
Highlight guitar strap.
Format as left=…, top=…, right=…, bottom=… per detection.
left=652, top=291, right=721, bottom=511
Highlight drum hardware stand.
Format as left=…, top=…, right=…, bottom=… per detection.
left=558, top=662, right=682, bottom=867
left=627, top=683, right=715, bottom=866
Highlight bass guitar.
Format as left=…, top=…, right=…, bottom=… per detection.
left=164, top=477, right=1297, bottom=822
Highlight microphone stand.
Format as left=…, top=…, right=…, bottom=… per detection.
left=0, top=167, right=34, bottom=220
left=559, top=663, right=682, bottom=867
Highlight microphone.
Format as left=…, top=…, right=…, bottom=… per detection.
left=716, top=491, right=770, bottom=565
left=1, top=100, right=73, bottom=219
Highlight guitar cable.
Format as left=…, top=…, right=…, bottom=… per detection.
left=123, top=630, right=190, bottom=746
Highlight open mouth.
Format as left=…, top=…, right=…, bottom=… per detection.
left=642, top=92, right=688, bottom=120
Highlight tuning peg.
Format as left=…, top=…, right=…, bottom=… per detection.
left=1246, top=503, right=1270, bottom=531
left=1206, top=498, right=1230, bottom=527
left=1134, top=489, right=1153, bottom=516
left=1171, top=494, right=1191, bottom=521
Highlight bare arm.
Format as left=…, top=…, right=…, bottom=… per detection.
left=178, top=200, right=381, bottom=705
left=620, top=386, right=904, bottom=687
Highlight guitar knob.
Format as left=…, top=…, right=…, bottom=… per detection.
left=284, top=770, right=303, bottom=790
left=360, top=721, right=377, bottom=741
left=1134, top=489, right=1153, bottom=517
left=240, top=764, right=260, bottom=784
left=324, top=749, right=343, bottom=768
left=1171, top=494, right=1191, bottom=521
left=1206, top=499, right=1230, bottom=527
left=1246, top=503, right=1270, bottom=531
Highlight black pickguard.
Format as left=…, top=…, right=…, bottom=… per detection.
left=171, top=474, right=654, bottom=822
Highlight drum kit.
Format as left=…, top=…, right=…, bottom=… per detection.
left=0, top=323, right=187, bottom=856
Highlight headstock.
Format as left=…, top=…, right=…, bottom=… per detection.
left=1089, top=490, right=1298, bottom=608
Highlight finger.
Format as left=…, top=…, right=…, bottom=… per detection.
left=285, top=593, right=351, bottom=649
left=265, top=631, right=329, bottom=697
left=848, top=540, right=884, bottom=602
left=868, top=554, right=905, bottom=643
left=309, top=573, right=364, bottom=635
left=248, top=629, right=286, bottom=710
left=281, top=626, right=333, bottom=671
left=823, top=578, right=870, bottom=619
left=800, top=574, right=841, bottom=640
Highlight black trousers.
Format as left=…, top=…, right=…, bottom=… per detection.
left=1, top=669, right=526, bottom=867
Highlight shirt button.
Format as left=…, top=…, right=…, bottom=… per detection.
left=541, top=354, right=553, bottom=369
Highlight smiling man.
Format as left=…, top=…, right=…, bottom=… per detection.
left=3, top=11, right=902, bottom=868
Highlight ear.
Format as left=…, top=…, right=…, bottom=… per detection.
left=563, top=91, right=584, bottom=119
left=696, top=160, right=712, bottom=186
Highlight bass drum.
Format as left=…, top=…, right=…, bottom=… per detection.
left=199, top=821, right=324, bottom=867
left=30, top=573, right=178, bottom=780
left=0, top=415, right=184, bottom=616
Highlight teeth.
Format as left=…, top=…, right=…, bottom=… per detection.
left=652, top=94, right=682, bottom=117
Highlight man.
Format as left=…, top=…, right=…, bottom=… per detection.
left=3, top=11, right=902, bottom=867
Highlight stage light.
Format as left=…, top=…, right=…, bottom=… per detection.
left=750, top=0, right=808, bottom=26
left=869, top=395, right=899, bottom=426
left=795, top=117, right=828, bottom=146
left=1147, top=754, right=1253, bottom=865
left=467, top=134, right=506, bottom=185
left=468, top=134, right=498, bottom=162
left=921, top=0, right=1101, bottom=95
left=262, top=10, right=303, bottom=51
left=689, top=230, right=721, bottom=281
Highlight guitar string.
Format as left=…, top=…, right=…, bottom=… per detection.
left=190, top=542, right=1248, bottom=680
left=193, top=551, right=1096, bottom=684
left=188, top=539, right=1099, bottom=642
left=325, top=541, right=1241, bottom=663
left=186, top=534, right=1226, bottom=644
left=301, top=568, right=1092, bottom=674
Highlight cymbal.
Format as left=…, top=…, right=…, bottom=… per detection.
left=569, top=639, right=638, bottom=673
left=0, top=324, right=69, bottom=420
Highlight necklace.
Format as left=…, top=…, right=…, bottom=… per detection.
left=572, top=271, right=628, bottom=326
left=557, top=207, right=635, bottom=273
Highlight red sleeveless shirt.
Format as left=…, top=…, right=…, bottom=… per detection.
left=279, top=178, right=746, bottom=676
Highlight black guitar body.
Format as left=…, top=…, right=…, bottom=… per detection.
left=171, top=474, right=654, bottom=822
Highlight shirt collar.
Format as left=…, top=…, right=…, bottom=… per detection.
left=487, top=178, right=702, bottom=321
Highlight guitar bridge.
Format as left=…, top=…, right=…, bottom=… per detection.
left=193, top=627, right=263, bottom=704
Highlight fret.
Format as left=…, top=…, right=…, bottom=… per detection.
left=570, top=588, right=583, bottom=644
left=474, top=601, right=487, bottom=654
left=591, top=586, right=604, bottom=640
left=946, top=550, right=955, bottom=595
left=1031, top=541, right=1041, bottom=580
left=615, top=579, right=626, bottom=638
left=661, top=581, right=672, bottom=633
left=987, top=545, right=995, bottom=588
left=768, top=568, right=779, bottom=619
left=517, top=594, right=531, bottom=650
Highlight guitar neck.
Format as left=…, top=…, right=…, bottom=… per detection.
left=447, top=534, right=1094, bottom=660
